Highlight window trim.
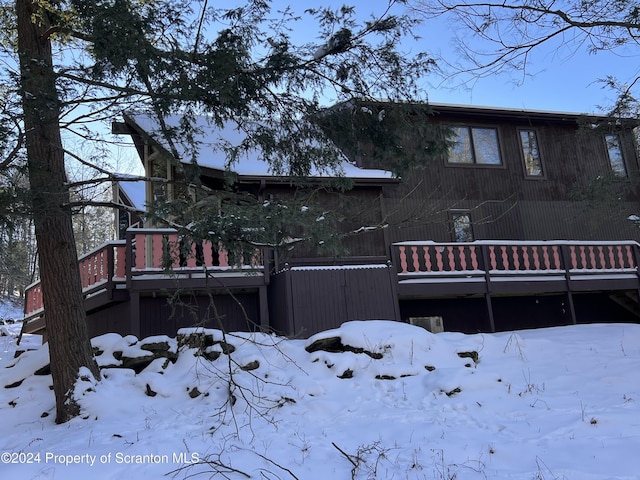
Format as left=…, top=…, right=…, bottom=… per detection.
left=445, top=125, right=505, bottom=168
left=517, top=128, right=546, bottom=179
left=604, top=133, right=627, bottom=176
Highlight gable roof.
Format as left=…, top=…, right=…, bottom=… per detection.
left=116, top=175, right=146, bottom=210
left=428, top=103, right=640, bottom=126
left=120, top=112, right=397, bottom=185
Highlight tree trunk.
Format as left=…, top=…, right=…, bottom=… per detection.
left=16, top=0, right=100, bottom=424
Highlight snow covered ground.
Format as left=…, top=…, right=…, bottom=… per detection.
left=1, top=316, right=639, bottom=479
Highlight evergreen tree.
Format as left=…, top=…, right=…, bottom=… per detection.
left=5, top=0, right=443, bottom=423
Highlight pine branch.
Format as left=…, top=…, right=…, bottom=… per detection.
left=64, top=199, right=144, bottom=215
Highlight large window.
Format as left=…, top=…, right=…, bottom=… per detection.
left=604, top=134, right=627, bottom=175
left=451, top=211, right=474, bottom=242
left=448, top=126, right=502, bottom=165
left=519, top=129, right=544, bottom=177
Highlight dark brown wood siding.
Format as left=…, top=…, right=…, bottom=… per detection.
left=370, top=107, right=640, bottom=246
left=260, top=184, right=388, bottom=259
left=269, top=265, right=400, bottom=337
left=138, top=293, right=260, bottom=337
left=86, top=301, right=131, bottom=338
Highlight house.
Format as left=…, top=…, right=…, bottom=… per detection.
left=23, top=103, right=640, bottom=339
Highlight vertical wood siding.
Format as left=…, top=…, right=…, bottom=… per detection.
left=373, top=109, right=640, bottom=247
left=269, top=265, right=400, bottom=337
left=138, top=293, right=260, bottom=338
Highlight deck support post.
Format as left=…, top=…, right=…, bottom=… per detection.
left=566, top=291, right=577, bottom=325
left=480, top=245, right=496, bottom=332
left=283, top=265, right=295, bottom=335
left=631, top=243, right=640, bottom=313
left=484, top=293, right=496, bottom=333
left=387, top=260, right=402, bottom=322
left=560, top=245, right=578, bottom=325
left=258, top=285, right=269, bottom=329
left=129, top=291, right=141, bottom=338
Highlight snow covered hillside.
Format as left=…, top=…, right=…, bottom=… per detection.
left=1, top=319, right=639, bottom=479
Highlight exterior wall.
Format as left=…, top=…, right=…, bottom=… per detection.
left=137, top=293, right=260, bottom=337
left=124, top=104, right=640, bottom=257
left=371, top=107, right=640, bottom=245
left=258, top=184, right=389, bottom=260
left=84, top=291, right=261, bottom=339
left=106, top=106, right=640, bottom=339
left=269, top=264, right=400, bottom=337
left=86, top=301, right=131, bottom=338
left=399, top=293, right=639, bottom=334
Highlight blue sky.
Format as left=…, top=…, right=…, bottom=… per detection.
left=283, top=0, right=639, bottom=115
left=419, top=17, right=638, bottom=114
left=114, top=0, right=640, bottom=174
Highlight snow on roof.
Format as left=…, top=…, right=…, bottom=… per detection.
left=291, top=264, right=388, bottom=271
left=117, top=175, right=146, bottom=210
left=125, top=113, right=395, bottom=181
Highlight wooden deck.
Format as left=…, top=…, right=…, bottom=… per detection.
left=22, top=236, right=640, bottom=337
left=23, top=228, right=267, bottom=335
left=391, top=240, right=640, bottom=330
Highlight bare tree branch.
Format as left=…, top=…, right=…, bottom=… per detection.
left=412, top=0, right=640, bottom=82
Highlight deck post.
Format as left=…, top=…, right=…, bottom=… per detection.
left=258, top=285, right=269, bottom=329
left=560, top=245, right=578, bottom=325
left=484, top=293, right=496, bottom=333
left=125, top=230, right=134, bottom=290
left=129, top=291, right=141, bottom=338
left=567, top=292, right=577, bottom=325
left=631, top=243, right=640, bottom=311
left=480, top=245, right=496, bottom=332
left=387, top=260, right=402, bottom=322
left=283, top=264, right=295, bottom=335
left=107, top=244, right=115, bottom=300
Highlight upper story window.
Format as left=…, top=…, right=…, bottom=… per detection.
left=519, top=129, right=544, bottom=177
left=448, top=126, right=502, bottom=165
left=604, top=134, right=627, bottom=175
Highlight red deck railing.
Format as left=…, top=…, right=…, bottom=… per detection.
left=24, top=241, right=126, bottom=318
left=127, top=229, right=262, bottom=273
left=24, top=229, right=264, bottom=319
left=392, top=241, right=640, bottom=276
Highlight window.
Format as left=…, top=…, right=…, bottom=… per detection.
left=451, top=212, right=474, bottom=242
left=519, top=129, right=543, bottom=177
left=604, top=134, right=627, bottom=175
left=118, top=209, right=131, bottom=240
left=448, top=126, right=502, bottom=165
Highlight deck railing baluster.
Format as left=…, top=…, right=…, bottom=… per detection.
left=607, top=246, right=616, bottom=269
left=458, top=245, right=467, bottom=270
left=398, top=246, right=408, bottom=273
left=470, top=245, right=479, bottom=270
left=597, top=246, right=606, bottom=269
left=617, top=246, right=625, bottom=268
left=446, top=246, right=455, bottom=271
left=522, top=246, right=530, bottom=270
left=435, top=247, right=444, bottom=271
left=423, top=246, right=432, bottom=272
left=551, top=246, right=561, bottom=269
left=588, top=246, right=596, bottom=269
left=489, top=246, right=497, bottom=270
left=625, top=245, right=634, bottom=268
